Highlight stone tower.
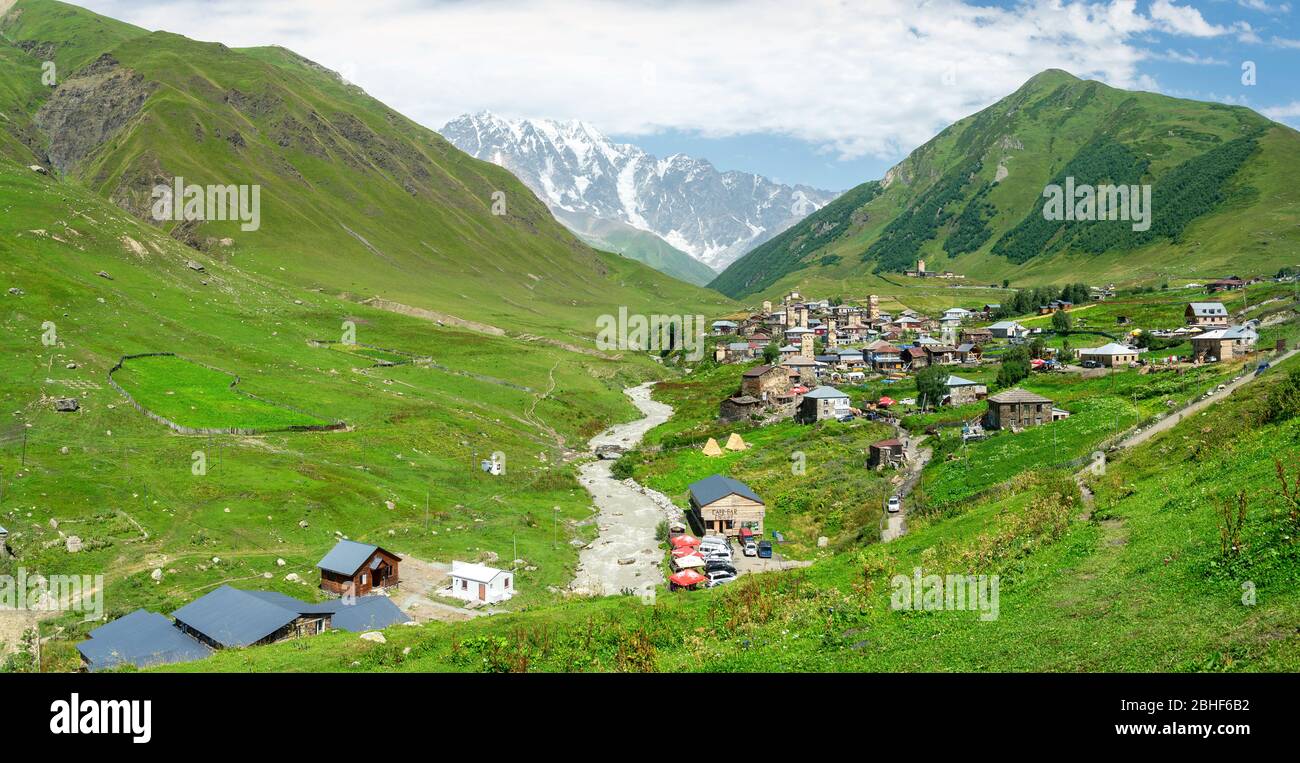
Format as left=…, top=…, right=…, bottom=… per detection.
left=868, top=294, right=880, bottom=321
left=800, top=332, right=815, bottom=358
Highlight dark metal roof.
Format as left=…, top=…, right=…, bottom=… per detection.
left=328, top=596, right=411, bottom=632
left=170, top=585, right=300, bottom=648
left=316, top=539, right=389, bottom=576
left=688, top=474, right=764, bottom=507
left=77, top=608, right=212, bottom=671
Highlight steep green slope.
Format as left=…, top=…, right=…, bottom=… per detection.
left=0, top=0, right=733, bottom=340
left=713, top=70, right=1300, bottom=300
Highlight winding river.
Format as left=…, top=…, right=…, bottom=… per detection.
left=570, top=382, right=679, bottom=598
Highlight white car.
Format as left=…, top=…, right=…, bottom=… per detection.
left=887, top=495, right=902, bottom=514
left=705, top=570, right=737, bottom=587
left=742, top=540, right=758, bottom=557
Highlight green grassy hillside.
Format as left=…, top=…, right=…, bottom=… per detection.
left=712, top=70, right=1300, bottom=301
left=147, top=341, right=1300, bottom=673
left=0, top=0, right=734, bottom=669
left=0, top=0, right=733, bottom=340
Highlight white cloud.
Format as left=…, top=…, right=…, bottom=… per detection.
left=1261, top=100, right=1300, bottom=120
left=1147, top=48, right=1229, bottom=64
left=1237, top=0, right=1291, bottom=14
left=74, top=0, right=1262, bottom=161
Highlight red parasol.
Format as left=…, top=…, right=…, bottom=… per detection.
left=669, top=569, right=707, bottom=587
left=670, top=535, right=700, bottom=549
left=671, top=545, right=699, bottom=558
left=878, top=396, right=895, bottom=407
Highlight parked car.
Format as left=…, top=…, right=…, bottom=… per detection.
left=704, top=560, right=736, bottom=575
left=702, top=549, right=732, bottom=563
left=706, top=570, right=737, bottom=587
left=757, top=540, right=773, bottom=559
left=836, top=413, right=855, bottom=423
left=1081, top=360, right=1100, bottom=369
left=742, top=539, right=757, bottom=557
left=699, top=537, right=729, bottom=554
left=887, top=495, right=901, bottom=514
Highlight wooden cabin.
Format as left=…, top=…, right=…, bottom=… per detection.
left=316, top=539, right=401, bottom=596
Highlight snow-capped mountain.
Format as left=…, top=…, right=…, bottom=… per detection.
left=440, top=112, right=840, bottom=271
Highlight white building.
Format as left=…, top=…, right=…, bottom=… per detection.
left=448, top=561, right=515, bottom=604
left=988, top=320, right=1029, bottom=339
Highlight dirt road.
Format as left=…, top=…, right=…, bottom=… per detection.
left=1118, top=347, right=1297, bottom=450
left=571, top=383, right=679, bottom=598
left=881, top=432, right=931, bottom=543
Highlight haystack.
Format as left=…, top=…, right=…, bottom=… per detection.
left=725, top=433, right=748, bottom=451
left=701, top=437, right=723, bottom=457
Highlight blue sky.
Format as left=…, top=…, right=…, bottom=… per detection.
left=80, top=0, right=1300, bottom=191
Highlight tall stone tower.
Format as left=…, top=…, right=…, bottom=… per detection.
left=917, top=259, right=926, bottom=274
left=867, top=294, right=880, bottom=321
left=796, top=306, right=809, bottom=328
left=826, top=319, right=838, bottom=349
left=762, top=300, right=773, bottom=315
left=800, top=332, right=815, bottom=358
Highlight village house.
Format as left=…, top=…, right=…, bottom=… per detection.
left=903, top=346, right=927, bottom=369
left=1078, top=342, right=1139, bottom=367
left=924, top=344, right=959, bottom=366
left=1206, top=277, right=1245, bottom=294
left=447, top=561, right=515, bottom=604
left=783, top=355, right=820, bottom=385
left=868, top=438, right=906, bottom=468
left=984, top=388, right=1055, bottom=430
left=1186, top=302, right=1230, bottom=328
left=711, top=320, right=739, bottom=335
left=835, top=347, right=866, bottom=367
left=719, top=394, right=764, bottom=423
left=798, top=386, right=851, bottom=422
left=688, top=474, right=765, bottom=538
left=316, top=539, right=401, bottom=596
left=961, top=327, right=993, bottom=345
left=725, top=341, right=756, bottom=362
left=1192, top=325, right=1257, bottom=362
left=945, top=375, right=987, bottom=405
left=987, top=320, right=1029, bottom=340
left=741, top=364, right=792, bottom=401
left=867, top=340, right=904, bottom=372
left=954, top=342, right=982, bottom=363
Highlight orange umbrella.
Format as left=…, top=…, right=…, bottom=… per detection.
left=670, top=535, right=700, bottom=549
left=669, top=569, right=707, bottom=587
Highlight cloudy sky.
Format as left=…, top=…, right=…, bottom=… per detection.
left=78, top=0, right=1300, bottom=189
